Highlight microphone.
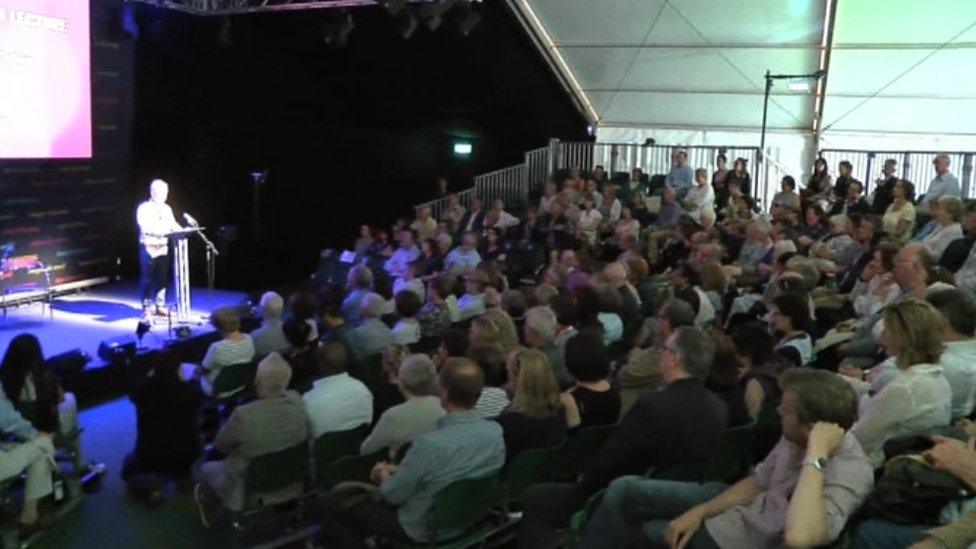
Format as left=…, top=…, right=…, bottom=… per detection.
left=183, top=213, right=199, bottom=227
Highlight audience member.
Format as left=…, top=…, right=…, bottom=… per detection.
left=417, top=274, right=454, bottom=338
left=199, top=307, right=255, bottom=394
left=124, top=349, right=203, bottom=502
left=349, top=293, right=394, bottom=361
left=496, top=349, right=568, bottom=460
left=665, top=150, right=694, bottom=199
left=444, top=231, right=481, bottom=272
left=468, top=344, right=510, bottom=419
left=384, top=230, right=421, bottom=278
left=523, top=305, right=574, bottom=389
left=871, top=158, right=899, bottom=215
left=563, top=331, right=620, bottom=430
left=360, top=354, right=444, bottom=458
left=320, top=358, right=504, bottom=546
left=342, top=265, right=376, bottom=323
left=457, top=271, right=487, bottom=320
left=195, top=354, right=309, bottom=526
left=372, top=344, right=409, bottom=421
left=619, top=299, right=695, bottom=413
left=769, top=292, right=813, bottom=367
left=302, top=342, right=373, bottom=439
left=926, top=288, right=976, bottom=419
left=391, top=290, right=423, bottom=346
left=918, top=154, right=961, bottom=215
left=281, top=319, right=318, bottom=393
left=579, top=368, right=871, bottom=549
left=519, top=326, right=726, bottom=547
left=251, top=291, right=289, bottom=358
left=921, top=196, right=964, bottom=262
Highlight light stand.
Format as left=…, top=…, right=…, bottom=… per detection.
left=759, top=69, right=826, bottom=163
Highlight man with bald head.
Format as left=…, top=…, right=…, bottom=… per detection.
left=320, top=357, right=505, bottom=545
left=194, top=353, right=309, bottom=526
left=136, top=179, right=184, bottom=317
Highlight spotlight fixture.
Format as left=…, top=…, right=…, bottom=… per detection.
left=396, top=10, right=418, bottom=40
left=322, top=11, right=354, bottom=47
left=452, top=2, right=481, bottom=37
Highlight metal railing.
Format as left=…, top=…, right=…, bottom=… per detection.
left=472, top=164, right=525, bottom=207
left=818, top=149, right=976, bottom=199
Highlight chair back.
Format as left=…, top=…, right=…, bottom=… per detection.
left=317, top=450, right=385, bottom=490
left=427, top=471, right=502, bottom=536
left=244, top=440, right=308, bottom=495
left=704, top=422, right=756, bottom=483
left=211, top=361, right=256, bottom=399
left=543, top=424, right=616, bottom=481
left=350, top=354, right=384, bottom=386
left=313, top=424, right=370, bottom=470
left=505, top=443, right=564, bottom=505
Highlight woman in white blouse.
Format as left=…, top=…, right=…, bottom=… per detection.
left=577, top=195, right=603, bottom=246
left=850, top=298, right=952, bottom=468
left=921, top=196, right=965, bottom=263
left=682, top=168, right=715, bottom=222
left=539, top=181, right=558, bottom=214
left=881, top=180, right=915, bottom=243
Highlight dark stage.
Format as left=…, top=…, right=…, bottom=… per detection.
left=0, top=281, right=248, bottom=403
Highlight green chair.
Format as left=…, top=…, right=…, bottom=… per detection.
left=504, top=444, right=565, bottom=507
left=567, top=488, right=606, bottom=547
left=702, top=422, right=755, bottom=483
left=232, top=440, right=311, bottom=535
left=391, top=471, right=505, bottom=549
left=317, top=450, right=385, bottom=490
left=544, top=424, right=616, bottom=482
left=209, top=361, right=256, bottom=401
left=313, top=424, right=370, bottom=473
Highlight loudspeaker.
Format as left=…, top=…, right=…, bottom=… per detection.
left=46, top=349, right=91, bottom=376
left=97, top=336, right=137, bottom=363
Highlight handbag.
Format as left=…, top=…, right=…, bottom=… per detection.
left=859, top=454, right=974, bottom=525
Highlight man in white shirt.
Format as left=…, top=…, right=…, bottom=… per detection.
left=303, top=341, right=374, bottom=439
left=927, top=289, right=976, bottom=418
left=444, top=232, right=482, bottom=272
left=135, top=179, right=184, bottom=316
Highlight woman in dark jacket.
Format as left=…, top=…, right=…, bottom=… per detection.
left=123, top=349, right=204, bottom=501
left=726, top=158, right=752, bottom=197
left=495, top=349, right=568, bottom=461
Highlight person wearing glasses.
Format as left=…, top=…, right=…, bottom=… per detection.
left=849, top=299, right=952, bottom=468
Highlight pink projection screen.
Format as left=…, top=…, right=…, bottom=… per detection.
left=0, top=1, right=92, bottom=159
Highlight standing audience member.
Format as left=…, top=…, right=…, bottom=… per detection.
left=194, top=354, right=309, bottom=526
left=665, top=150, right=694, bottom=199
left=250, top=291, right=289, bottom=359
left=918, top=154, right=961, bottom=215
left=360, top=354, right=444, bottom=458
left=302, top=342, right=374, bottom=440
left=579, top=368, right=872, bottom=549
left=320, top=358, right=504, bottom=546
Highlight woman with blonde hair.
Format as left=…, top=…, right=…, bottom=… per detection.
left=495, top=349, right=568, bottom=460
left=480, top=308, right=520, bottom=354
left=850, top=298, right=952, bottom=467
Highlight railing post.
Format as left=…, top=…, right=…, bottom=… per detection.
left=963, top=153, right=974, bottom=199
left=547, top=138, right=560, bottom=181
left=864, top=152, right=876, bottom=196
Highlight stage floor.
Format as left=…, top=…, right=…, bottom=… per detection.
left=0, top=281, right=249, bottom=370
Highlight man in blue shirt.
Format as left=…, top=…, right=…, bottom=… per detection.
left=665, top=150, right=694, bottom=201
left=341, top=265, right=376, bottom=323
left=919, top=154, right=961, bottom=215
left=320, top=357, right=505, bottom=545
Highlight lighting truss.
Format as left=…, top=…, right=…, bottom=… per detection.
left=125, top=0, right=437, bottom=16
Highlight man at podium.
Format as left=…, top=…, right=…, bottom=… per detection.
left=136, top=179, right=184, bottom=318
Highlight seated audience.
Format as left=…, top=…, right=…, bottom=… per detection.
left=444, top=231, right=481, bottom=272
left=349, top=293, right=394, bottom=361
left=342, top=265, right=377, bottom=324
left=523, top=305, right=574, bottom=389
left=772, top=175, right=801, bottom=210
left=435, top=328, right=469, bottom=371
left=417, top=274, right=454, bottom=338
left=418, top=238, right=444, bottom=279
left=705, top=330, right=751, bottom=427
left=250, top=291, right=289, bottom=358
left=194, top=354, right=309, bottom=525
left=288, top=291, right=320, bottom=341
left=392, top=262, right=425, bottom=303
left=921, top=196, right=964, bottom=262
left=318, top=284, right=357, bottom=351
left=926, top=288, right=976, bottom=419
left=769, top=292, right=813, bottom=367
left=881, top=180, right=916, bottom=244
left=593, top=283, right=625, bottom=345
left=199, top=307, right=255, bottom=394
left=603, top=262, right=640, bottom=323
left=372, top=345, right=409, bottom=421
left=124, top=349, right=203, bottom=502
left=579, top=368, right=872, bottom=549
left=281, top=319, right=318, bottom=393
left=410, top=206, right=437, bottom=241
left=683, top=168, right=716, bottom=222
left=360, top=354, right=444, bottom=459
left=384, top=230, right=421, bottom=278
left=519, top=326, right=726, bottom=547
left=391, top=290, right=423, bottom=346
left=496, top=349, right=569, bottom=461
left=563, top=330, right=621, bottom=430
left=302, top=342, right=374, bottom=439
left=618, top=299, right=695, bottom=414
left=850, top=298, right=952, bottom=468
left=320, top=358, right=504, bottom=546
left=457, top=271, right=487, bottom=321
left=468, top=344, right=511, bottom=419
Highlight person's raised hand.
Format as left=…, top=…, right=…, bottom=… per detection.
left=807, top=422, right=845, bottom=458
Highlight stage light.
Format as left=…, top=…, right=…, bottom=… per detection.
left=454, top=142, right=472, bottom=155
left=453, top=3, right=481, bottom=37
left=322, top=12, right=354, bottom=47
left=46, top=349, right=91, bottom=376
left=396, top=10, right=418, bottom=39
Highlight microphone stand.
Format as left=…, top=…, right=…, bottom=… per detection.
left=189, top=225, right=219, bottom=291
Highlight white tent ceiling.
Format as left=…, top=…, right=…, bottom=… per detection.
left=510, top=0, right=976, bottom=151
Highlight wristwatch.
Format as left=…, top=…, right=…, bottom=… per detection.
left=806, top=456, right=828, bottom=472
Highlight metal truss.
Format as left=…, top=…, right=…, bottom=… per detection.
left=125, top=0, right=436, bottom=16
